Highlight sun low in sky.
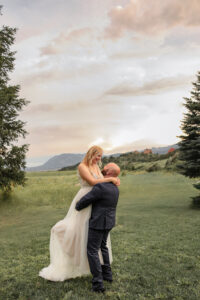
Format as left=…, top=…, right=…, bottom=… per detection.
left=1, top=0, right=200, bottom=166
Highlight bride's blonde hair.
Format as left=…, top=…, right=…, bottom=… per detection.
left=82, top=145, right=103, bottom=167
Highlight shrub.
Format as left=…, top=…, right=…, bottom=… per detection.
left=121, top=170, right=127, bottom=176
left=146, top=163, right=161, bottom=172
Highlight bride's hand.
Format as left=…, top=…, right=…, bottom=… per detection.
left=115, top=177, right=120, bottom=186
left=111, top=177, right=120, bottom=186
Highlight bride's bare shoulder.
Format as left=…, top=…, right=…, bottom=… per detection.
left=78, top=163, right=87, bottom=171
left=78, top=163, right=91, bottom=179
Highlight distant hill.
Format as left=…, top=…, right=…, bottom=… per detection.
left=26, top=153, right=85, bottom=172
left=151, top=144, right=179, bottom=154
left=26, top=144, right=179, bottom=172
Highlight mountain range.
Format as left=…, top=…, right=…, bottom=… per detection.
left=26, top=144, right=179, bottom=172
left=26, top=153, right=85, bottom=172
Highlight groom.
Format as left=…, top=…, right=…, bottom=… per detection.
left=75, top=163, right=120, bottom=293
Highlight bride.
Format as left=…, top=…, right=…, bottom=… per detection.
left=39, top=145, right=119, bottom=281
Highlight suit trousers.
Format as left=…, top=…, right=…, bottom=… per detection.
left=87, top=228, right=112, bottom=290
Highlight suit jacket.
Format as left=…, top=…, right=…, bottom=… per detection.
left=75, top=182, right=119, bottom=230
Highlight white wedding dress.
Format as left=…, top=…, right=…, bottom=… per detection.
left=39, top=171, right=112, bottom=281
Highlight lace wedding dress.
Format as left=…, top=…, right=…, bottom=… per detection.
left=39, top=171, right=112, bottom=281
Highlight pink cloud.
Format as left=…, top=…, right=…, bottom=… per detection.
left=105, top=0, right=200, bottom=39
left=105, top=74, right=193, bottom=96
left=25, top=124, right=98, bottom=156
left=40, top=27, right=93, bottom=56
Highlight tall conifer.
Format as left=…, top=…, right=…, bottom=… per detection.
left=178, top=71, right=200, bottom=204
left=0, top=6, right=29, bottom=192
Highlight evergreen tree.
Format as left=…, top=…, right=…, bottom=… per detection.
left=178, top=71, right=200, bottom=205
left=0, top=7, right=29, bottom=193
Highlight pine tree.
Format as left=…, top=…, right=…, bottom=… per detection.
left=0, top=7, right=29, bottom=193
left=178, top=71, right=200, bottom=205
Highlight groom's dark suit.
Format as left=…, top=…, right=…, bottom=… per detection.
left=75, top=182, right=119, bottom=291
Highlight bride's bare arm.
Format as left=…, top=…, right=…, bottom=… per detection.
left=78, top=163, right=119, bottom=186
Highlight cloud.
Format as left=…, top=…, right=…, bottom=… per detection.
left=110, top=51, right=149, bottom=60
left=40, top=28, right=93, bottom=56
left=22, top=100, right=93, bottom=117
left=105, top=139, right=165, bottom=153
left=25, top=123, right=103, bottom=156
left=104, top=0, right=200, bottom=39
left=163, top=27, right=200, bottom=48
left=23, top=104, right=54, bottom=114
left=17, top=56, right=108, bottom=87
left=2, top=0, right=93, bottom=43
left=105, top=75, right=193, bottom=96
left=88, top=137, right=164, bottom=153
left=17, top=65, right=99, bottom=87
left=20, top=69, right=71, bottom=85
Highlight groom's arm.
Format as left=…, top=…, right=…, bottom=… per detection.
left=75, top=184, right=102, bottom=211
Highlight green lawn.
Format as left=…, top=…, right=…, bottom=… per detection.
left=0, top=171, right=200, bottom=300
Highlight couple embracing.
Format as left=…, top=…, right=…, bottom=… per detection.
left=39, top=146, right=121, bottom=293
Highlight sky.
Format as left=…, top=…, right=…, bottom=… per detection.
left=1, top=0, right=200, bottom=167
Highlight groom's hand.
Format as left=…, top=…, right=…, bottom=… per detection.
left=75, top=202, right=81, bottom=211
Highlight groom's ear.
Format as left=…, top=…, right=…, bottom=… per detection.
left=101, top=169, right=106, bottom=176
left=105, top=169, right=112, bottom=176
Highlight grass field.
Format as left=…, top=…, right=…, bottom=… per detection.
left=0, top=171, right=200, bottom=300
